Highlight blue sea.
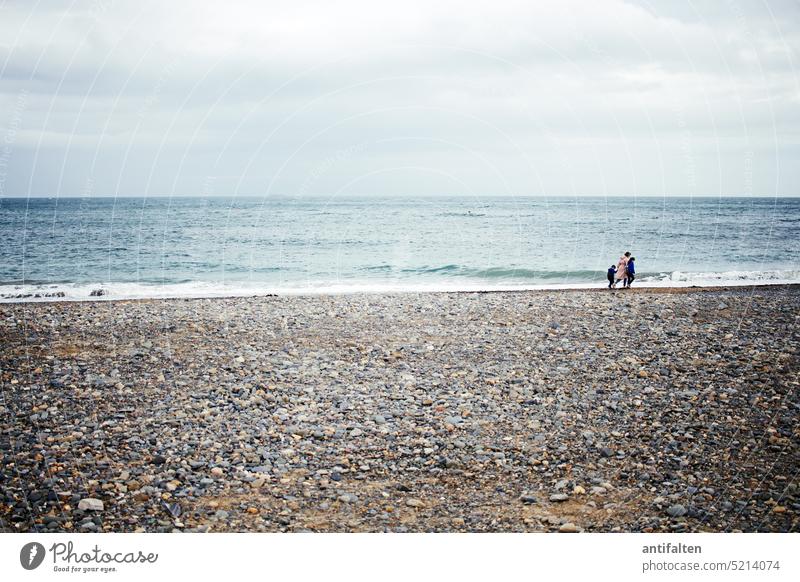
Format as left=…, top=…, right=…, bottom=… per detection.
left=1, top=196, right=798, bottom=301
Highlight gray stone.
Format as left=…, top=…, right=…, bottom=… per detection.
left=666, top=504, right=687, bottom=518
left=77, top=498, right=104, bottom=511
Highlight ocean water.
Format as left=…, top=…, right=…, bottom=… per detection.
left=1, top=196, right=798, bottom=301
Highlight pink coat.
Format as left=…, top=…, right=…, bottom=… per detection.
left=614, top=256, right=629, bottom=280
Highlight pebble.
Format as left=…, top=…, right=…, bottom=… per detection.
left=1, top=287, right=796, bottom=533
left=666, top=504, right=687, bottom=518
left=77, top=498, right=104, bottom=511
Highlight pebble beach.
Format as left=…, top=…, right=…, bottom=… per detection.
left=1, top=286, right=798, bottom=533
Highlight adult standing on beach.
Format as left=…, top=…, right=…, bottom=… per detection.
left=613, top=252, right=631, bottom=288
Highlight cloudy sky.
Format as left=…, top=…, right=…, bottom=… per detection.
left=1, top=0, right=798, bottom=197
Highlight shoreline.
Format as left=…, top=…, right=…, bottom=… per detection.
left=1, top=286, right=797, bottom=532
left=2, top=281, right=799, bottom=305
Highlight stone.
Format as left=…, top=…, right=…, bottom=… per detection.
left=549, top=493, right=569, bottom=502
left=77, top=498, right=104, bottom=511
left=559, top=523, right=580, bottom=533
left=666, top=504, right=687, bottom=518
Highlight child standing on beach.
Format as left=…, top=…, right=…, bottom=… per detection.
left=624, top=257, right=636, bottom=288
left=607, top=265, right=617, bottom=288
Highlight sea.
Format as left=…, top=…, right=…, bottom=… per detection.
left=1, top=196, right=798, bottom=302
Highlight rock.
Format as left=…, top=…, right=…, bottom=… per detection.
left=549, top=493, right=569, bottom=502
left=559, top=523, right=581, bottom=533
left=373, top=415, right=386, bottom=425
left=520, top=495, right=537, bottom=504
left=211, top=467, right=224, bottom=477
left=666, top=504, right=687, bottom=518
left=406, top=498, right=424, bottom=508
left=163, top=502, right=182, bottom=518
left=77, top=498, right=104, bottom=511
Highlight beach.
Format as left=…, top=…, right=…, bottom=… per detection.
left=1, top=285, right=797, bottom=533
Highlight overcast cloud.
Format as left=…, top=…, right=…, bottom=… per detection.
left=1, top=0, right=798, bottom=197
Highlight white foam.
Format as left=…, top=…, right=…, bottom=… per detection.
left=659, top=269, right=800, bottom=286
left=1, top=269, right=798, bottom=303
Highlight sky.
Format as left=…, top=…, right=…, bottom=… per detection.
left=0, top=0, right=798, bottom=198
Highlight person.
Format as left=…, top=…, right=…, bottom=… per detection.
left=607, top=264, right=617, bottom=288
left=624, top=256, right=636, bottom=288
left=612, top=252, right=630, bottom=288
